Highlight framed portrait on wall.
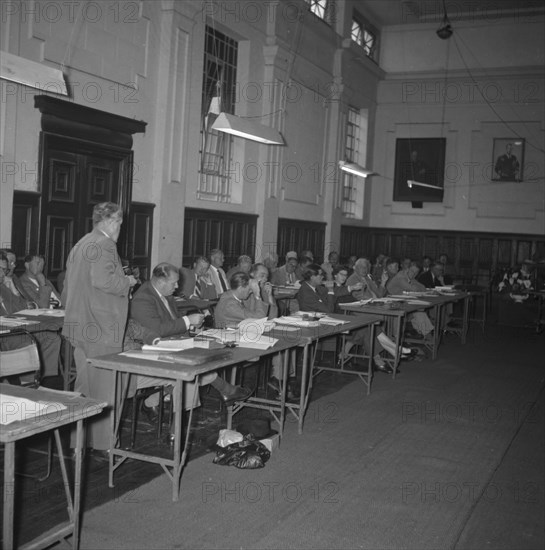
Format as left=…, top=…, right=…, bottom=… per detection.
left=393, top=138, right=446, bottom=203
left=492, top=138, right=524, bottom=182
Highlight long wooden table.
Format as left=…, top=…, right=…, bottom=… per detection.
left=90, top=338, right=296, bottom=501
left=0, top=384, right=106, bottom=550
left=340, top=290, right=471, bottom=366
left=267, top=313, right=382, bottom=433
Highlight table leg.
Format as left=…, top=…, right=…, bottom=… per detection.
left=432, top=305, right=441, bottom=360
left=462, top=295, right=470, bottom=344
left=108, top=371, right=118, bottom=488
left=3, top=441, right=15, bottom=550
left=298, top=344, right=309, bottom=435
left=172, top=379, right=184, bottom=502
left=279, top=350, right=288, bottom=438
left=72, top=420, right=84, bottom=550
left=393, top=315, right=403, bottom=379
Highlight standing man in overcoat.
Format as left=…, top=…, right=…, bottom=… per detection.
left=62, top=202, right=136, bottom=455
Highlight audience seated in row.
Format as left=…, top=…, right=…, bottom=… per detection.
left=294, top=262, right=415, bottom=374
left=0, top=252, right=62, bottom=378
left=127, top=262, right=251, bottom=420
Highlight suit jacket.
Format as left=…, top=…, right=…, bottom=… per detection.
left=131, top=281, right=190, bottom=337
left=208, top=265, right=230, bottom=295
left=61, top=228, right=131, bottom=351
left=179, top=267, right=217, bottom=300
left=386, top=270, right=427, bottom=295
left=346, top=272, right=383, bottom=299
left=295, top=282, right=335, bottom=314
left=271, top=265, right=298, bottom=286
left=19, top=272, right=62, bottom=308
left=417, top=271, right=453, bottom=288
left=214, top=291, right=275, bottom=328
left=0, top=284, right=28, bottom=315
left=332, top=283, right=359, bottom=312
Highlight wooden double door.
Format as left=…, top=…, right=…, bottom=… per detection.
left=39, top=133, right=132, bottom=281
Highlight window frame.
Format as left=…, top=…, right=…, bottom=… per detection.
left=198, top=26, right=238, bottom=203
left=351, top=12, right=379, bottom=63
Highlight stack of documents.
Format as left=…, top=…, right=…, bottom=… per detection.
left=200, top=318, right=279, bottom=349
left=274, top=316, right=321, bottom=328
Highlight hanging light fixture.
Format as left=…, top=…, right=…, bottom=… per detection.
left=407, top=179, right=443, bottom=190
left=1, top=51, right=68, bottom=96
left=211, top=112, right=285, bottom=145
left=338, top=160, right=375, bottom=178
left=436, top=0, right=453, bottom=40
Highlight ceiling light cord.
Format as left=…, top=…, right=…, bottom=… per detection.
left=437, top=0, right=453, bottom=40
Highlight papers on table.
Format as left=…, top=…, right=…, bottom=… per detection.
left=14, top=308, right=65, bottom=317
left=0, top=394, right=67, bottom=425
left=273, top=315, right=348, bottom=327
left=274, top=316, right=320, bottom=328
left=0, top=316, right=40, bottom=328
left=200, top=318, right=279, bottom=350
left=142, top=338, right=195, bottom=352
left=318, top=316, right=349, bottom=326
left=120, top=350, right=165, bottom=361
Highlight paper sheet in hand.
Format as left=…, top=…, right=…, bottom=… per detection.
left=1, top=394, right=67, bottom=425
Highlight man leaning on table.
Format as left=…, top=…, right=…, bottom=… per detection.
left=62, top=202, right=137, bottom=458
left=130, top=262, right=251, bottom=421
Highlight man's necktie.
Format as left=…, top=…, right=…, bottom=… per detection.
left=219, top=270, right=228, bottom=292
left=195, top=277, right=202, bottom=298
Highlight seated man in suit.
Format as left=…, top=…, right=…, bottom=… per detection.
left=225, top=255, right=253, bottom=281
left=271, top=253, right=299, bottom=286
left=208, top=249, right=230, bottom=296
left=418, top=260, right=453, bottom=288
left=387, top=262, right=435, bottom=336
left=214, top=271, right=277, bottom=328
left=0, top=248, right=26, bottom=298
left=295, top=263, right=335, bottom=313
left=19, top=253, right=62, bottom=308
left=0, top=253, right=61, bottom=379
left=321, top=251, right=340, bottom=281
left=130, top=263, right=251, bottom=418
left=179, top=256, right=217, bottom=300
left=347, top=258, right=384, bottom=299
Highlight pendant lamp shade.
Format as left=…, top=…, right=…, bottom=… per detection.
left=211, top=112, right=284, bottom=145
left=338, top=160, right=375, bottom=178
left=407, top=179, right=443, bottom=190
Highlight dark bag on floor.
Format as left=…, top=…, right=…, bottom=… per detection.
left=213, top=434, right=271, bottom=469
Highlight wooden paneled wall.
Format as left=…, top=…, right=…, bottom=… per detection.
left=340, top=225, right=545, bottom=285
left=277, top=219, right=326, bottom=263
left=183, top=208, right=257, bottom=269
